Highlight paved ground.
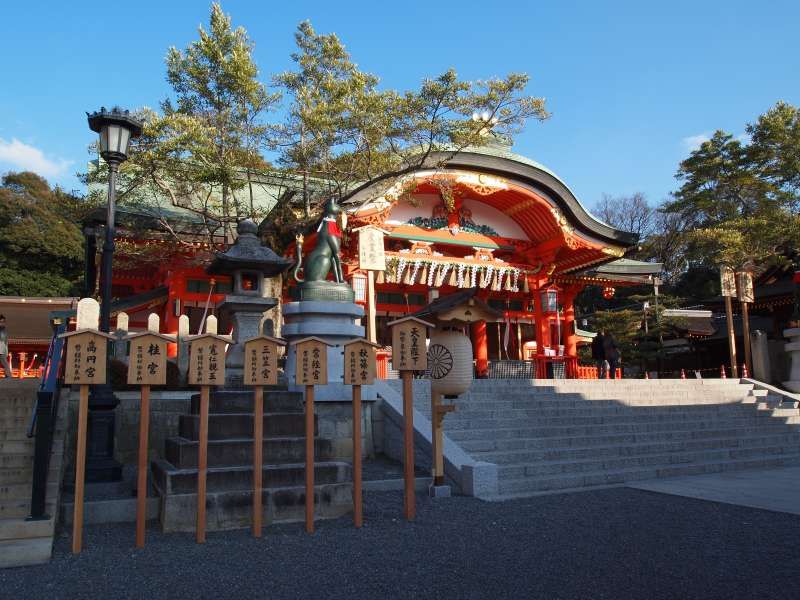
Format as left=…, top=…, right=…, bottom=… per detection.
left=629, top=466, right=800, bottom=515
left=1, top=488, right=798, bottom=599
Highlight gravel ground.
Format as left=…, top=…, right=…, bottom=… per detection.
left=2, top=488, right=799, bottom=600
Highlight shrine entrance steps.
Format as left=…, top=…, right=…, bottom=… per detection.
left=0, top=380, right=66, bottom=568
left=152, top=388, right=352, bottom=532
left=415, top=379, right=800, bottom=498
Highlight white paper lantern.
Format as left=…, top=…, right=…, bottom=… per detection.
left=428, top=328, right=473, bottom=396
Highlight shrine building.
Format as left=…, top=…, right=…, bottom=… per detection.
left=75, top=139, right=659, bottom=378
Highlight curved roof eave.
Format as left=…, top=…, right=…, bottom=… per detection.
left=342, top=149, right=638, bottom=248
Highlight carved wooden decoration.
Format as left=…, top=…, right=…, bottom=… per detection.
left=388, top=317, right=433, bottom=371
left=243, top=335, right=285, bottom=387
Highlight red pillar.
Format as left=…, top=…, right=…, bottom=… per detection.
left=563, top=291, right=578, bottom=358
left=472, top=320, right=488, bottom=378
left=533, top=288, right=550, bottom=353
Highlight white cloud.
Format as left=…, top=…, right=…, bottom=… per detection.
left=0, top=138, right=72, bottom=179
left=682, top=132, right=711, bottom=152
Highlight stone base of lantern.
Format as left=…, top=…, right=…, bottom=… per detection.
left=283, top=301, right=377, bottom=400
left=783, top=328, right=800, bottom=393
left=218, top=295, right=279, bottom=386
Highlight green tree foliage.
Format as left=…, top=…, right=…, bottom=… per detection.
left=272, top=20, right=549, bottom=218
left=0, top=172, right=87, bottom=296
left=664, top=102, right=800, bottom=269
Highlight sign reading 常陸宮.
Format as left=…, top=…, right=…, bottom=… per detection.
left=294, top=337, right=329, bottom=386
left=343, top=339, right=378, bottom=386
left=388, top=317, right=433, bottom=371
left=64, top=331, right=110, bottom=385
left=243, top=336, right=285, bottom=386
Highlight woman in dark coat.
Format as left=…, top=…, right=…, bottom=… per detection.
left=603, top=332, right=621, bottom=379
left=591, top=331, right=606, bottom=379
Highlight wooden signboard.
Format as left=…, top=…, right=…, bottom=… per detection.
left=389, top=317, right=432, bottom=371
left=386, top=317, right=432, bottom=522
left=343, top=338, right=378, bottom=386
left=736, top=271, right=754, bottom=304
left=188, top=336, right=228, bottom=386
left=64, top=331, right=111, bottom=385
left=720, top=266, right=736, bottom=297
left=127, top=334, right=169, bottom=386
left=241, top=335, right=286, bottom=538
left=294, top=337, right=329, bottom=386
left=358, top=226, right=387, bottom=271
left=243, top=336, right=284, bottom=387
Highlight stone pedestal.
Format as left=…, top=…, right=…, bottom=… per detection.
left=283, top=301, right=376, bottom=400
left=218, top=295, right=278, bottom=385
left=783, top=328, right=800, bottom=392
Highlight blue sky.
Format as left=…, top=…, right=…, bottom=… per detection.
left=1, top=0, right=798, bottom=210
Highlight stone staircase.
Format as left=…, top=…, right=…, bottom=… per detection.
left=415, top=379, right=800, bottom=498
left=0, top=380, right=65, bottom=567
left=152, top=388, right=352, bottom=532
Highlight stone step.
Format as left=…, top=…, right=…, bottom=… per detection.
left=420, top=397, right=752, bottom=411
left=0, top=406, right=35, bottom=418
left=0, top=516, right=54, bottom=540
left=152, top=459, right=351, bottom=495
left=0, top=497, right=56, bottom=519
left=0, top=536, right=54, bottom=568
left=445, top=416, right=798, bottom=441
left=179, top=412, right=313, bottom=441
left=457, top=423, right=800, bottom=452
left=159, top=481, right=352, bottom=533
left=190, top=389, right=303, bottom=415
left=496, top=443, right=800, bottom=479
left=430, top=405, right=759, bottom=421
left=0, top=439, right=35, bottom=455
left=440, top=412, right=781, bottom=431
left=497, top=453, right=800, bottom=495
left=0, top=481, right=58, bottom=501
left=477, top=434, right=800, bottom=465
left=165, top=435, right=335, bottom=468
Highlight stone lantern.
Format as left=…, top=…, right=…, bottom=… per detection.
left=207, top=220, right=292, bottom=384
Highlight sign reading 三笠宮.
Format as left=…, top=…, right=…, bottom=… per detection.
left=243, top=337, right=283, bottom=386
left=64, top=332, right=108, bottom=385
left=343, top=339, right=377, bottom=386
left=358, top=227, right=386, bottom=271
left=127, top=335, right=169, bottom=386
left=295, top=339, right=328, bottom=386
left=188, top=337, right=227, bottom=386
left=390, top=319, right=428, bottom=371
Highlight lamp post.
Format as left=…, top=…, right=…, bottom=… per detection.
left=84, top=107, right=142, bottom=481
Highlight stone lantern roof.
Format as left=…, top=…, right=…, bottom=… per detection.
left=207, top=220, right=292, bottom=277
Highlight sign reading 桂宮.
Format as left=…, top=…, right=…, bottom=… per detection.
left=127, top=336, right=168, bottom=386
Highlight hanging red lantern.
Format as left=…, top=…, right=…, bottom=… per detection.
left=602, top=286, right=615, bottom=300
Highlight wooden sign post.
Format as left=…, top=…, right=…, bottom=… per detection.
left=736, top=270, right=755, bottom=377
left=720, top=266, right=738, bottom=378
left=387, top=317, right=433, bottom=520
left=292, top=336, right=332, bottom=533
left=242, top=335, right=286, bottom=538
left=59, top=298, right=114, bottom=554
left=355, top=225, right=388, bottom=343
left=187, top=315, right=230, bottom=544
left=342, top=338, right=379, bottom=528
left=126, top=313, right=174, bottom=548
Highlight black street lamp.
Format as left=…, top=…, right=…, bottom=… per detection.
left=84, top=107, right=142, bottom=482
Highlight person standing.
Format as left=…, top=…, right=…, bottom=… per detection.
left=0, top=315, right=12, bottom=378
left=591, top=330, right=606, bottom=379
left=603, top=332, right=621, bottom=379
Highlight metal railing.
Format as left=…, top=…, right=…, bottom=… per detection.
left=27, top=319, right=67, bottom=520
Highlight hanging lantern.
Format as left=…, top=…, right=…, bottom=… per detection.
left=540, top=288, right=558, bottom=313
left=602, top=286, right=615, bottom=300
left=428, top=328, right=473, bottom=396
